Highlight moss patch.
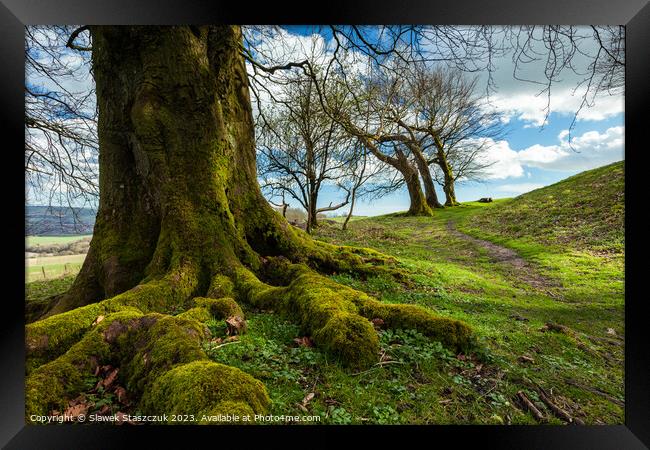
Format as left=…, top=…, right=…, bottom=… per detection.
left=141, top=360, right=269, bottom=421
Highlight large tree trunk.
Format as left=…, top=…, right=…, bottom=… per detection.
left=306, top=190, right=318, bottom=233
left=362, top=141, right=433, bottom=216
left=412, top=147, right=443, bottom=209
left=25, top=26, right=472, bottom=422
left=402, top=161, right=433, bottom=216
left=436, top=149, right=459, bottom=206
left=442, top=172, right=459, bottom=206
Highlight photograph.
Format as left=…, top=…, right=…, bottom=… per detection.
left=21, top=23, right=630, bottom=428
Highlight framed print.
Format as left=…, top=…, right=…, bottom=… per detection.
left=1, top=0, right=648, bottom=448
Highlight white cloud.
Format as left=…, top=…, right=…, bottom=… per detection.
left=486, top=88, right=623, bottom=127
left=477, top=139, right=524, bottom=180
left=476, top=125, right=624, bottom=179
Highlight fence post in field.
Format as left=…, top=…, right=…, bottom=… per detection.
left=41, top=266, right=46, bottom=279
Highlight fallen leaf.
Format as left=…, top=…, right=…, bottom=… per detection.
left=92, top=315, right=105, bottom=326
left=606, top=328, right=617, bottom=336
left=64, top=402, right=90, bottom=417
left=101, top=367, right=119, bottom=390
left=370, top=318, right=385, bottom=329
left=296, top=403, right=308, bottom=413
left=293, top=336, right=314, bottom=347
left=225, top=316, right=247, bottom=335
left=225, top=335, right=239, bottom=342
left=115, top=411, right=128, bottom=425
left=518, top=355, right=535, bottom=364
left=114, top=386, right=127, bottom=403
left=97, top=404, right=111, bottom=415
left=302, top=392, right=315, bottom=405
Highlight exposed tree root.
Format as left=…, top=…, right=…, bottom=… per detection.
left=26, top=265, right=201, bottom=370
left=244, top=209, right=408, bottom=282
left=233, top=259, right=474, bottom=369
left=26, top=306, right=268, bottom=422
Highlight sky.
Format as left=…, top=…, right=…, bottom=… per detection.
left=26, top=26, right=624, bottom=216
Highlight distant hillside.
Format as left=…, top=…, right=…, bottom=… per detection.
left=465, top=161, right=624, bottom=253
left=26, top=205, right=96, bottom=236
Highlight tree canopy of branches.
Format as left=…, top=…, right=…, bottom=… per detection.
left=396, top=64, right=506, bottom=206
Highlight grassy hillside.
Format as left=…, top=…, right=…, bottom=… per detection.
left=464, top=161, right=624, bottom=254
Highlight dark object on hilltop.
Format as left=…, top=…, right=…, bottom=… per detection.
left=478, top=197, right=493, bottom=203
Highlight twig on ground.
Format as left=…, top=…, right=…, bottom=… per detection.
left=537, top=388, right=585, bottom=425
left=516, top=391, right=546, bottom=422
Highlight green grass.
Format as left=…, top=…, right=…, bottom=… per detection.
left=464, top=161, right=624, bottom=255
left=26, top=254, right=86, bottom=282
left=26, top=274, right=77, bottom=303
left=328, top=215, right=368, bottom=223
left=24, top=163, right=624, bottom=424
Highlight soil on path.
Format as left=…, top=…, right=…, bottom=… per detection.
left=446, top=220, right=560, bottom=293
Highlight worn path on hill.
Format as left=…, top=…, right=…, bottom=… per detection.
left=445, top=220, right=560, bottom=293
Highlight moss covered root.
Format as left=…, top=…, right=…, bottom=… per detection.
left=234, top=261, right=474, bottom=368
left=354, top=297, right=474, bottom=353
left=141, top=360, right=269, bottom=422
left=25, top=307, right=269, bottom=422
left=26, top=270, right=201, bottom=368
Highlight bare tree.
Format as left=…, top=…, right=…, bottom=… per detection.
left=256, top=75, right=353, bottom=233
left=404, top=65, right=506, bottom=206
left=25, top=26, right=98, bottom=230
left=359, top=63, right=446, bottom=210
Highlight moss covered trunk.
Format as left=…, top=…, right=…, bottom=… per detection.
left=26, top=25, right=472, bottom=421
left=436, top=149, right=459, bottom=206
left=401, top=158, right=434, bottom=216
left=412, top=147, right=443, bottom=209
left=442, top=172, right=458, bottom=206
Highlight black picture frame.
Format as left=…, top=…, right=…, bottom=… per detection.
left=2, top=1, right=648, bottom=448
